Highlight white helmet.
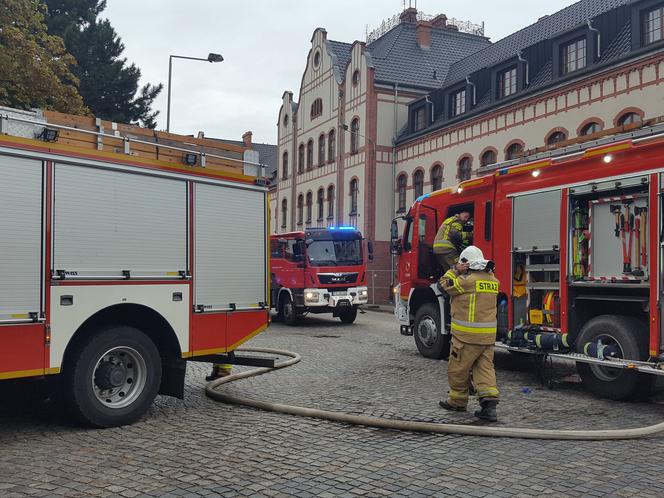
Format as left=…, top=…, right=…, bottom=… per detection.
left=459, top=245, right=489, bottom=271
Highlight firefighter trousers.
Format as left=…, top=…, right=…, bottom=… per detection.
left=446, top=337, right=499, bottom=408
left=435, top=251, right=459, bottom=273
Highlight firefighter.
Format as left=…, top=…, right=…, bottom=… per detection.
left=433, top=211, right=473, bottom=272
left=438, top=245, right=500, bottom=422
left=206, top=363, right=233, bottom=381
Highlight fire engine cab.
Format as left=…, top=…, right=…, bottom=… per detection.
left=270, top=227, right=371, bottom=324
left=0, top=107, right=270, bottom=427
left=392, top=122, right=664, bottom=400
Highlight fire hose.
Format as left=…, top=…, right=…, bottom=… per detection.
left=205, top=347, right=664, bottom=441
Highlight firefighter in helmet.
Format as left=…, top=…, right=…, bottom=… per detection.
left=438, top=245, right=500, bottom=422
left=206, top=363, right=232, bottom=381
left=433, top=210, right=473, bottom=273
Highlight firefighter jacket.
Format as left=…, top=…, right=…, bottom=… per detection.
left=442, top=269, right=500, bottom=345
left=433, top=215, right=472, bottom=254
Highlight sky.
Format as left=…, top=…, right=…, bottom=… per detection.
left=103, top=0, right=579, bottom=144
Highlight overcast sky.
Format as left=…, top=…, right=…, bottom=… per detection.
left=103, top=0, right=578, bottom=144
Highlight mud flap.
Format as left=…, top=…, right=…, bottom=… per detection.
left=159, top=359, right=186, bottom=399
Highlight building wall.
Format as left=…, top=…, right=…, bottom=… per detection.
left=394, top=54, right=664, bottom=203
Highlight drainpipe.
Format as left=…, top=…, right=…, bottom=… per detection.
left=391, top=83, right=399, bottom=279
left=587, top=20, right=601, bottom=60
left=517, top=50, right=529, bottom=86
left=466, top=76, right=476, bottom=106
left=425, top=95, right=434, bottom=123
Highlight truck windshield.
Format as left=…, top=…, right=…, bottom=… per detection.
left=307, top=239, right=362, bottom=266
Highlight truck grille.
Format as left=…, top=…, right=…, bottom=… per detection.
left=318, top=272, right=358, bottom=285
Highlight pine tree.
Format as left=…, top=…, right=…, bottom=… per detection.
left=0, top=0, right=87, bottom=114
left=44, top=0, right=163, bottom=128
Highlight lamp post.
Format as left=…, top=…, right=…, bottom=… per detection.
left=166, top=53, right=224, bottom=133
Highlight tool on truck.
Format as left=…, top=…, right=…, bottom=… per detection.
left=0, top=106, right=271, bottom=427
left=392, top=120, right=664, bottom=400
left=270, top=227, right=372, bottom=325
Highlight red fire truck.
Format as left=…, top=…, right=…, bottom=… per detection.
left=392, top=122, right=664, bottom=400
left=0, top=107, right=270, bottom=427
left=270, top=227, right=371, bottom=324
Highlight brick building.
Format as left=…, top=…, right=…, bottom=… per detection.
left=274, top=0, right=664, bottom=303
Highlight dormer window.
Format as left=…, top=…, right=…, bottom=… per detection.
left=413, top=107, right=426, bottom=131
left=644, top=5, right=664, bottom=45
left=499, top=66, right=518, bottom=98
left=452, top=89, right=466, bottom=117
left=561, top=37, right=586, bottom=75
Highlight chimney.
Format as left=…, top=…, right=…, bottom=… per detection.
left=431, top=14, right=447, bottom=29
left=399, top=7, right=418, bottom=24
left=416, top=21, right=432, bottom=49
left=242, top=131, right=253, bottom=148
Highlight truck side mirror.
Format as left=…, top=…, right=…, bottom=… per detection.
left=390, top=239, right=402, bottom=255
left=390, top=219, right=399, bottom=241
left=367, top=240, right=374, bottom=261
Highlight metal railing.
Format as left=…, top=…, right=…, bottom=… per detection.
left=369, top=269, right=396, bottom=305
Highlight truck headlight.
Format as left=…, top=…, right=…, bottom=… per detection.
left=305, top=292, right=317, bottom=302
left=360, top=289, right=368, bottom=298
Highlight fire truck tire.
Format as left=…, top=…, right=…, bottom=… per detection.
left=339, top=307, right=358, bottom=324
left=413, top=303, right=447, bottom=359
left=575, top=315, right=650, bottom=401
left=279, top=296, right=298, bottom=326
left=62, top=326, right=162, bottom=428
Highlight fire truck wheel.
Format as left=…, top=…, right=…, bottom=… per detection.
left=575, top=315, right=651, bottom=401
left=280, top=296, right=298, bottom=326
left=62, top=326, right=162, bottom=428
left=339, top=307, right=358, bottom=324
left=413, top=303, right=447, bottom=359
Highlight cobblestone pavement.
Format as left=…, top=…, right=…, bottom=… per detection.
left=1, top=310, right=664, bottom=497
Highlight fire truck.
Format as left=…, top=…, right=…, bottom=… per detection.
left=0, top=107, right=270, bottom=427
left=270, top=227, right=372, bottom=324
left=392, top=121, right=664, bottom=400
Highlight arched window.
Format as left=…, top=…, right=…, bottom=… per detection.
left=547, top=131, right=567, bottom=146
left=480, top=150, right=497, bottom=167
left=318, top=134, right=325, bottom=166
left=458, top=157, right=472, bottom=181
left=580, top=121, right=602, bottom=136
left=618, top=112, right=642, bottom=127
left=328, top=129, right=336, bottom=162
left=350, top=118, right=360, bottom=154
left=281, top=151, right=288, bottom=179
left=283, top=114, right=289, bottom=127
left=306, top=192, right=312, bottom=225
left=413, top=170, right=424, bottom=200
left=306, top=140, right=314, bottom=170
left=281, top=199, right=287, bottom=228
left=327, top=186, right=335, bottom=220
left=352, top=70, right=360, bottom=87
left=298, top=144, right=304, bottom=174
left=317, top=188, right=325, bottom=221
left=297, top=194, right=304, bottom=225
left=397, top=174, right=407, bottom=213
left=505, top=142, right=524, bottom=160
left=431, top=164, right=443, bottom=191
left=310, top=98, right=323, bottom=119
left=350, top=179, right=359, bottom=215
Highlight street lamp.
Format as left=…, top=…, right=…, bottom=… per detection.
left=166, top=53, right=224, bottom=133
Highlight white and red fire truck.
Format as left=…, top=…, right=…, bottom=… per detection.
left=270, top=227, right=371, bottom=324
left=0, top=107, right=270, bottom=427
left=392, top=121, right=664, bottom=400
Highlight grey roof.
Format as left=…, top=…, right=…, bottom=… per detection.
left=327, top=40, right=353, bottom=72
left=600, top=20, right=632, bottom=63
left=444, top=0, right=634, bottom=86
left=327, top=24, right=490, bottom=91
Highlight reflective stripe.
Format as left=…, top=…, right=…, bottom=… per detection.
left=562, top=334, right=570, bottom=348
left=433, top=241, right=456, bottom=249
left=446, top=272, right=464, bottom=294
left=449, top=389, right=469, bottom=400
left=478, top=387, right=499, bottom=398
left=453, top=318, right=498, bottom=328
left=451, top=321, right=497, bottom=334
left=468, top=294, right=476, bottom=322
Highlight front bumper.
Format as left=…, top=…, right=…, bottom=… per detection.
left=394, top=284, right=410, bottom=325
left=303, top=287, right=368, bottom=308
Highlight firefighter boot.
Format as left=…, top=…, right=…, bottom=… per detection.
left=439, top=400, right=467, bottom=412
left=206, top=364, right=233, bottom=381
left=474, top=399, right=498, bottom=422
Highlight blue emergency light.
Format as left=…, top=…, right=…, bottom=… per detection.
left=329, top=226, right=356, bottom=230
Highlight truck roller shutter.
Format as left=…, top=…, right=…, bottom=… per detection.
left=53, top=164, right=187, bottom=278
left=194, top=183, right=266, bottom=310
left=512, top=190, right=561, bottom=251
left=0, top=156, right=43, bottom=321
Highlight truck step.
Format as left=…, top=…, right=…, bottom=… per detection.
left=495, top=343, right=664, bottom=377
